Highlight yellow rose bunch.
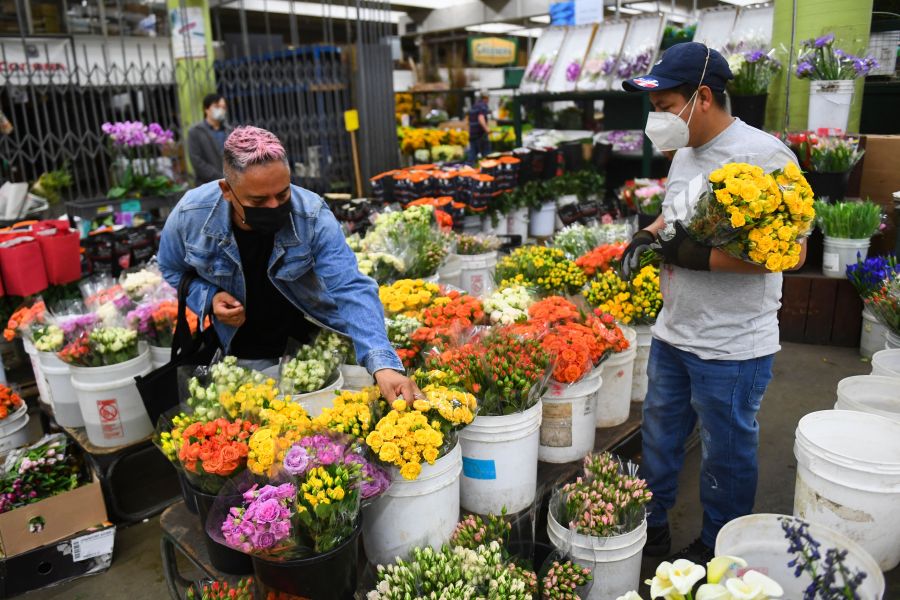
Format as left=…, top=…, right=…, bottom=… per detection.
left=694, top=161, right=815, bottom=272
left=495, top=246, right=587, bottom=297
left=379, top=279, right=442, bottom=317
left=312, top=388, right=379, bottom=438
left=583, top=266, right=662, bottom=325
left=247, top=400, right=312, bottom=476
left=396, top=127, right=467, bottom=156
left=219, top=379, right=280, bottom=420
left=365, top=386, right=475, bottom=481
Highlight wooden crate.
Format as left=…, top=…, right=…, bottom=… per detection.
left=780, top=271, right=862, bottom=347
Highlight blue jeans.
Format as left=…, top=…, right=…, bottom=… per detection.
left=468, top=136, right=490, bottom=163
left=641, top=338, right=774, bottom=547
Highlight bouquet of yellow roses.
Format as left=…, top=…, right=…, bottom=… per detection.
left=668, top=161, right=815, bottom=272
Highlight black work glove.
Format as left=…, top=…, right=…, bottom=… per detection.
left=621, top=229, right=655, bottom=278
left=657, top=222, right=711, bottom=271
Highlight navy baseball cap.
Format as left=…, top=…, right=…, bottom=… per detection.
left=622, top=42, right=733, bottom=93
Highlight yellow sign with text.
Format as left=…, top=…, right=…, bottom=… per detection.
left=469, top=37, right=517, bottom=66
left=344, top=109, right=359, bottom=132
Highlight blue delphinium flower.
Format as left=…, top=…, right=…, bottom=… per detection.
left=780, top=516, right=868, bottom=599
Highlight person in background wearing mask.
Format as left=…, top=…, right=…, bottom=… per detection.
left=188, top=94, right=232, bottom=184
left=467, top=90, right=491, bottom=163
left=619, top=42, right=806, bottom=564
left=158, top=126, right=421, bottom=404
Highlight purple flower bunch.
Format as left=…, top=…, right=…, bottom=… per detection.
left=0, top=437, right=81, bottom=514
left=344, top=453, right=390, bottom=500
left=221, top=483, right=296, bottom=553
left=57, top=313, right=98, bottom=338
left=126, top=303, right=156, bottom=340
left=526, top=56, right=553, bottom=84
left=565, top=60, right=582, bottom=83
left=795, top=33, right=878, bottom=80
left=616, top=50, right=653, bottom=79
left=283, top=435, right=347, bottom=477
left=102, top=121, right=175, bottom=147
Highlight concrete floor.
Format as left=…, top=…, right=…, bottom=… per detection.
left=26, top=342, right=899, bottom=599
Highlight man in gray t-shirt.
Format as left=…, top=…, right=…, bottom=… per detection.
left=620, top=43, right=807, bottom=564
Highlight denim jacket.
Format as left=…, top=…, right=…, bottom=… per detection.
left=157, top=181, right=403, bottom=374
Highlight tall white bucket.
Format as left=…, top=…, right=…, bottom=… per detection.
left=871, top=349, right=900, bottom=378
left=716, top=514, right=884, bottom=599
left=807, top=79, right=855, bottom=133
left=462, top=215, right=482, bottom=235
left=630, top=325, right=652, bottom=402
left=0, top=404, right=30, bottom=457
left=149, top=345, right=170, bottom=370
left=70, top=347, right=154, bottom=447
left=860, top=307, right=887, bottom=359
left=539, top=370, right=602, bottom=464
left=529, top=201, right=557, bottom=238
left=37, top=351, right=83, bottom=428
left=23, top=339, right=53, bottom=410
left=547, top=509, right=646, bottom=600
left=438, top=255, right=462, bottom=289
left=340, top=364, right=373, bottom=390
left=290, top=371, right=344, bottom=418
left=458, top=400, right=542, bottom=515
left=793, top=410, right=900, bottom=570
left=822, top=236, right=869, bottom=279
left=886, top=330, right=900, bottom=350
left=456, top=251, right=497, bottom=297
left=482, top=214, right=509, bottom=236
left=597, top=327, right=637, bottom=428
left=834, top=375, right=900, bottom=423
left=507, top=207, right=529, bottom=241
left=362, top=442, right=461, bottom=566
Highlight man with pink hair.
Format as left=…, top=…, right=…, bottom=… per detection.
left=159, top=126, right=420, bottom=402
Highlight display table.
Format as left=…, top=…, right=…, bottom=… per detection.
left=63, top=426, right=181, bottom=524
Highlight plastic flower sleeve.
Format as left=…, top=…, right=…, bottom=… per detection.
left=180, top=355, right=268, bottom=421
left=119, top=263, right=168, bottom=302
left=29, top=299, right=87, bottom=353
left=3, top=297, right=47, bottom=343
left=177, top=416, right=258, bottom=494
left=278, top=336, right=342, bottom=396
left=54, top=301, right=139, bottom=367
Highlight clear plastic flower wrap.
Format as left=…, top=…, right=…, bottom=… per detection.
left=206, top=432, right=368, bottom=560
left=55, top=300, right=140, bottom=367
left=80, top=274, right=134, bottom=325
left=278, top=336, right=343, bottom=396
left=552, top=223, right=634, bottom=260
left=29, top=299, right=91, bottom=354
left=362, top=205, right=451, bottom=279
left=119, top=263, right=168, bottom=302
left=181, top=355, right=271, bottom=421
left=483, top=285, right=537, bottom=326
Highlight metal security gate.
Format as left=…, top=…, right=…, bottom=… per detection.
left=0, top=0, right=397, bottom=202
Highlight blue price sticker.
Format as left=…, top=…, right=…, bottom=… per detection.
left=462, top=457, right=496, bottom=480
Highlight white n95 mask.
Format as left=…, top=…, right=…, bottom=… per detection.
left=644, top=93, right=697, bottom=152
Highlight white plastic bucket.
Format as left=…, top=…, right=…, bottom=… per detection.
left=340, top=364, right=373, bottom=390
left=482, top=214, right=508, bottom=236
left=808, top=79, right=855, bottom=133
left=507, top=207, right=529, bottom=240
left=70, top=348, right=154, bottom=448
left=0, top=412, right=30, bottom=457
left=362, top=442, right=461, bottom=566
left=886, top=330, right=900, bottom=350
left=458, top=400, right=542, bottom=515
left=462, top=215, right=482, bottom=234
left=529, top=201, right=557, bottom=238
left=860, top=307, right=888, bottom=359
left=547, top=509, right=647, bottom=600
left=539, top=370, right=602, bottom=464
left=871, top=349, right=900, bottom=377
left=456, top=251, right=497, bottom=297
left=23, top=339, right=53, bottom=410
left=716, top=514, right=884, bottom=599
left=438, top=255, right=462, bottom=289
left=822, top=236, right=869, bottom=279
left=630, top=325, right=652, bottom=402
left=834, top=375, right=900, bottom=423
left=423, top=273, right=440, bottom=284
left=149, top=345, right=170, bottom=369
left=290, top=371, right=344, bottom=418
left=793, top=409, right=900, bottom=570
left=596, top=327, right=636, bottom=428
left=38, top=351, right=83, bottom=428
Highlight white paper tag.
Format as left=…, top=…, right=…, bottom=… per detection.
left=823, top=252, right=839, bottom=272
left=71, top=528, right=116, bottom=562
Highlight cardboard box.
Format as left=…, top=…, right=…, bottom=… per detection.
left=0, top=523, right=115, bottom=598
left=0, top=475, right=108, bottom=558
left=859, top=134, right=900, bottom=255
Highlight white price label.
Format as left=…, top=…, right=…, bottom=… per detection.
left=71, top=527, right=116, bottom=562
left=822, top=252, right=839, bottom=272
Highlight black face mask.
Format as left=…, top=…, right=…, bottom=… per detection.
left=239, top=202, right=291, bottom=235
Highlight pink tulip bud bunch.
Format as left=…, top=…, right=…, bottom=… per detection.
left=541, top=560, right=593, bottom=600
left=450, top=510, right=511, bottom=550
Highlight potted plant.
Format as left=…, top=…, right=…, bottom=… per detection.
left=846, top=255, right=899, bottom=358
left=727, top=49, right=781, bottom=129
left=793, top=33, right=878, bottom=133
left=101, top=121, right=184, bottom=200
left=814, top=200, right=883, bottom=278
left=806, top=135, right=865, bottom=203
left=865, top=266, right=900, bottom=349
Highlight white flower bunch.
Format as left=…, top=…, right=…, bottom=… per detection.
left=122, top=269, right=164, bottom=300
left=484, top=285, right=533, bottom=325
left=89, top=326, right=139, bottom=365
left=385, top=315, right=421, bottom=348
left=95, top=301, right=123, bottom=327
left=33, top=325, right=64, bottom=352
left=280, top=342, right=341, bottom=394
left=356, top=251, right=406, bottom=283
left=643, top=556, right=783, bottom=600
left=186, top=356, right=267, bottom=419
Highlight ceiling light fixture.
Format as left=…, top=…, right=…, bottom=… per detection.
left=464, top=23, right=525, bottom=34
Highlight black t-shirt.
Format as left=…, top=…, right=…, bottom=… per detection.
left=229, top=226, right=316, bottom=360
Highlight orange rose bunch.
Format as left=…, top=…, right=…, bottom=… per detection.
left=0, top=385, right=23, bottom=420
left=528, top=297, right=582, bottom=327
left=411, top=292, right=486, bottom=346
left=179, top=417, right=258, bottom=493
left=3, top=300, right=46, bottom=342
left=575, top=243, right=626, bottom=277
left=590, top=312, right=630, bottom=354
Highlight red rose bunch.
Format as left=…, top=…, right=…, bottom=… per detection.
left=575, top=243, right=626, bottom=277
left=528, top=297, right=582, bottom=327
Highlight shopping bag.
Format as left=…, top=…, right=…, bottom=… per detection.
left=0, top=222, right=48, bottom=296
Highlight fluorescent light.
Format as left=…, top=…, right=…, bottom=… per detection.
left=529, top=14, right=551, bottom=24
left=606, top=6, right=641, bottom=13
left=465, top=23, right=525, bottom=34
left=718, top=0, right=766, bottom=5
left=390, top=0, right=477, bottom=9
left=509, top=27, right=544, bottom=37
left=220, top=0, right=406, bottom=22
left=623, top=1, right=691, bottom=22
